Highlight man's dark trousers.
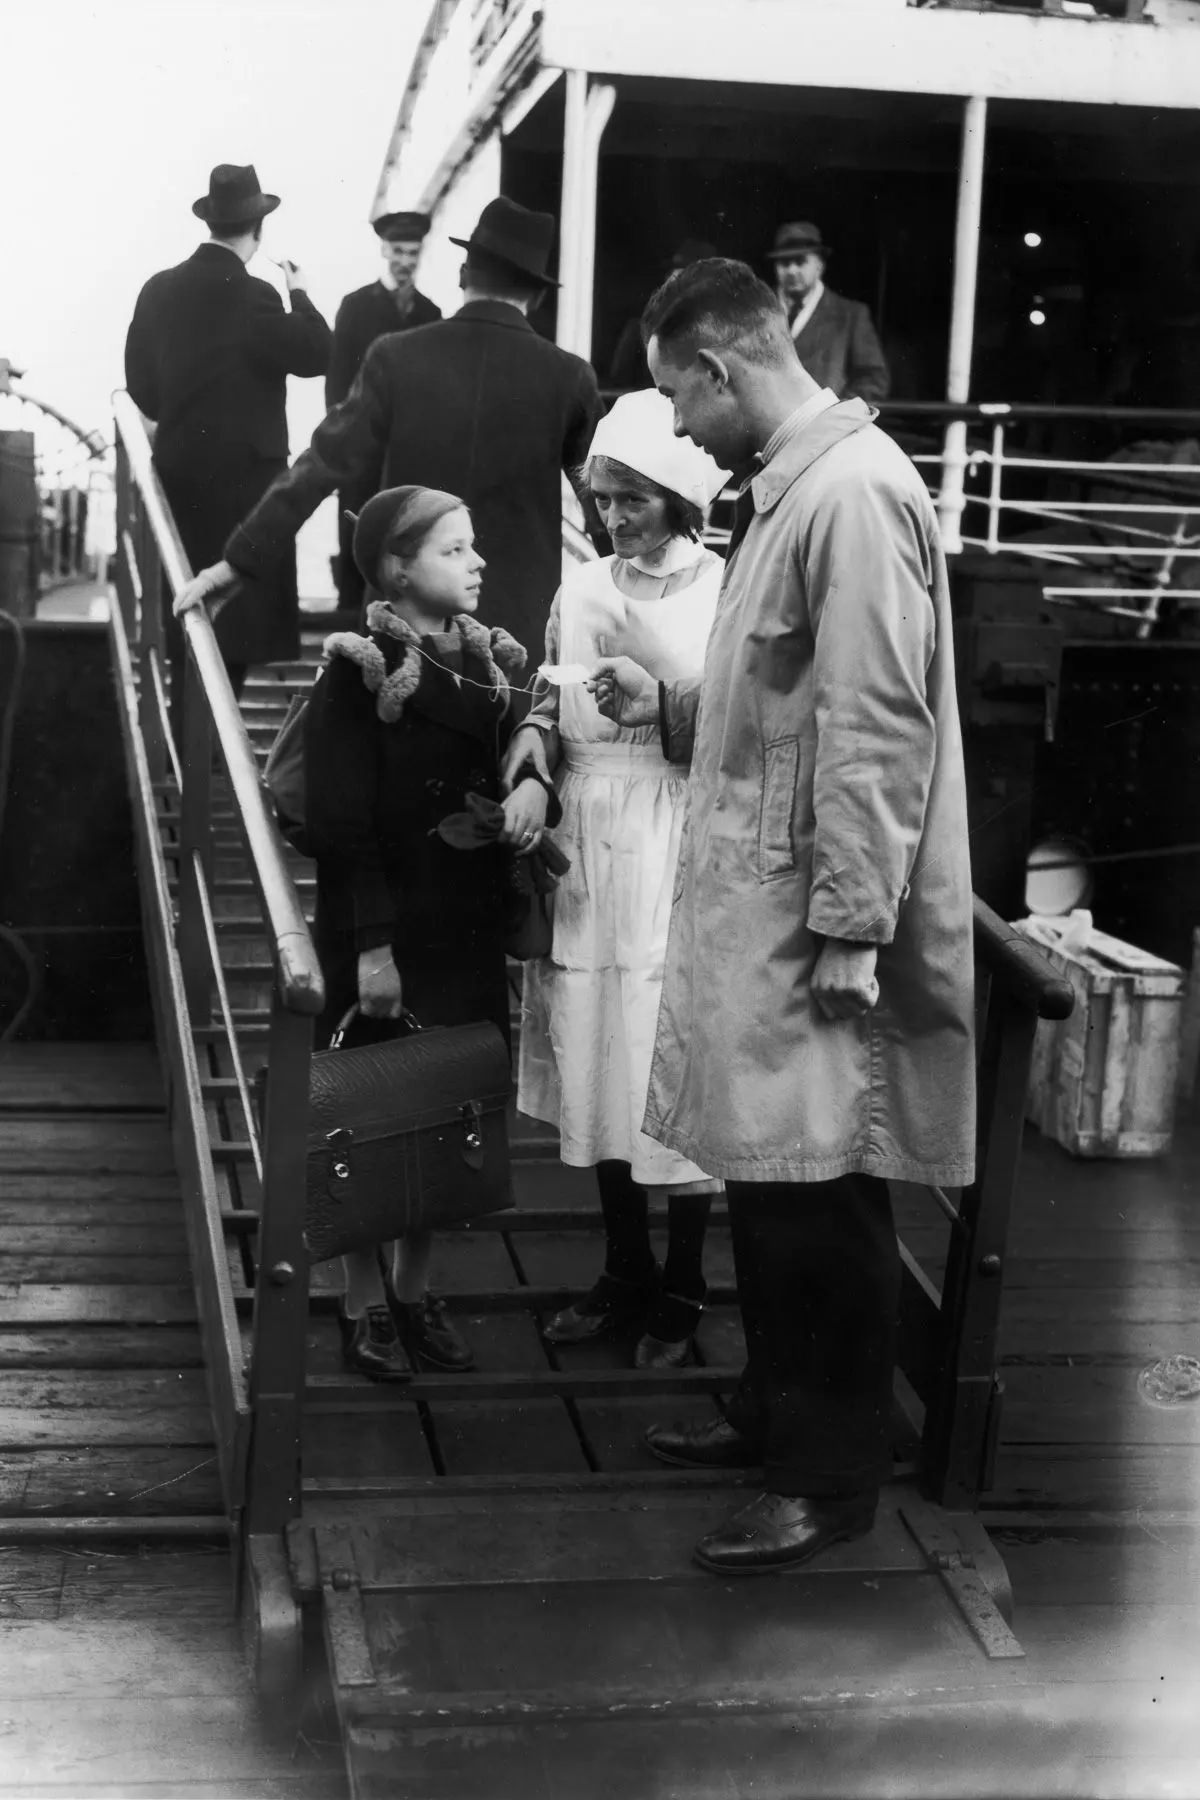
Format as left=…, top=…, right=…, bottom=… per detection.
left=723, top=1175, right=901, bottom=1498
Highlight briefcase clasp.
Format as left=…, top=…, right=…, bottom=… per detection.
left=459, top=1100, right=484, bottom=1170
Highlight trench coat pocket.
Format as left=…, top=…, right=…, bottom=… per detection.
left=757, top=736, right=799, bottom=880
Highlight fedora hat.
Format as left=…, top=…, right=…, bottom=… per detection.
left=373, top=211, right=431, bottom=243
left=450, top=196, right=559, bottom=287
left=192, top=164, right=280, bottom=227
left=766, top=221, right=830, bottom=261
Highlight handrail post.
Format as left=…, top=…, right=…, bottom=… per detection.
left=986, top=422, right=1005, bottom=555
left=244, top=995, right=314, bottom=1535
left=939, top=95, right=988, bottom=555
left=178, top=652, right=214, bottom=1023
left=114, top=439, right=136, bottom=644
left=924, top=989, right=1037, bottom=1509
left=137, top=513, right=169, bottom=790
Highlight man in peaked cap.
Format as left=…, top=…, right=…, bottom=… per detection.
left=175, top=195, right=604, bottom=684
left=766, top=221, right=890, bottom=406
left=124, top=164, right=331, bottom=709
left=325, top=211, right=443, bottom=608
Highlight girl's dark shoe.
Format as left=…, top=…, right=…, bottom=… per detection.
left=392, top=1291, right=476, bottom=1372
left=338, top=1302, right=413, bottom=1382
left=634, top=1290, right=704, bottom=1369
left=543, top=1269, right=657, bottom=1345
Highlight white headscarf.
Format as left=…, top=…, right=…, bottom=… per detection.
left=587, top=388, right=730, bottom=514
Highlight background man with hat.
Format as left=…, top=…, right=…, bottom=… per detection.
left=175, top=195, right=604, bottom=682
left=124, top=164, right=331, bottom=708
left=325, top=211, right=443, bottom=610
left=767, top=221, right=890, bottom=406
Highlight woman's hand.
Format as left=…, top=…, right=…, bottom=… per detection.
left=500, top=726, right=550, bottom=795
left=357, top=947, right=404, bottom=1019
left=173, top=559, right=237, bottom=620
left=588, top=655, right=659, bottom=727
left=500, top=779, right=549, bottom=855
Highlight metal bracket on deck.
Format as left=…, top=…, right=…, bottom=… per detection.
left=899, top=1495, right=1024, bottom=1661
left=315, top=1526, right=379, bottom=1690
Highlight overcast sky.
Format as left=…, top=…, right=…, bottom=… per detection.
left=3, top=0, right=425, bottom=584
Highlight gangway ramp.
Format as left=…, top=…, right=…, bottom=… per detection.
left=108, top=389, right=1076, bottom=1797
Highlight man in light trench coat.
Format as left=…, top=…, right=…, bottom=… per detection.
left=592, top=258, right=976, bottom=1576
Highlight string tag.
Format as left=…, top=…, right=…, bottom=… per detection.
left=538, top=661, right=592, bottom=688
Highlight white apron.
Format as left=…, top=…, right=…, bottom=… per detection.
left=518, top=553, right=721, bottom=1186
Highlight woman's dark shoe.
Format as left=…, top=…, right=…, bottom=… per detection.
left=543, top=1269, right=658, bottom=1345
left=338, top=1302, right=413, bottom=1382
left=634, top=1290, right=704, bottom=1369
left=392, top=1291, right=476, bottom=1372
left=635, top=1331, right=697, bottom=1370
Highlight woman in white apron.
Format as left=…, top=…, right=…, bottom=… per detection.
left=504, top=390, right=729, bottom=1368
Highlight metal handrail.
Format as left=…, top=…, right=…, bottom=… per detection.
left=598, top=389, right=1200, bottom=430
left=973, top=896, right=1076, bottom=1021
left=112, top=391, right=323, bottom=1016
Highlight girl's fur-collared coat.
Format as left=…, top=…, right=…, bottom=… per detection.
left=303, top=602, right=528, bottom=1045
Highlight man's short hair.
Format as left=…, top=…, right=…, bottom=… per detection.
left=463, top=248, right=544, bottom=307
left=641, top=258, right=792, bottom=368
left=209, top=218, right=263, bottom=246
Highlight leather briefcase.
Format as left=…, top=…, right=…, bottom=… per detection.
left=302, top=1008, right=514, bottom=1263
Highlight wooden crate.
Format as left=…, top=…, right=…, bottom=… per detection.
left=1014, top=918, right=1184, bottom=1157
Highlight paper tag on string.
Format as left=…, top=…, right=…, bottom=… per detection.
left=538, top=661, right=592, bottom=688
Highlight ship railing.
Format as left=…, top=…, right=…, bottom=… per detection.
left=670, top=397, right=1200, bottom=634
left=111, top=389, right=323, bottom=1542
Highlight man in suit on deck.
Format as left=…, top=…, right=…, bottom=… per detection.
left=326, top=211, right=442, bottom=610
left=124, top=164, right=331, bottom=706
left=172, top=197, right=604, bottom=678
left=766, top=220, right=890, bottom=406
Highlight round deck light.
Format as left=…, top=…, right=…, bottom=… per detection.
left=1029, top=309, right=1046, bottom=326
left=1024, top=231, right=1043, bottom=248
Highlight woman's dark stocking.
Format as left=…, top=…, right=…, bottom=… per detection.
left=596, top=1159, right=656, bottom=1285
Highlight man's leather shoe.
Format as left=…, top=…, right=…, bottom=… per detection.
left=644, top=1413, right=762, bottom=1470
left=692, top=1490, right=878, bottom=1576
left=338, top=1303, right=412, bottom=1382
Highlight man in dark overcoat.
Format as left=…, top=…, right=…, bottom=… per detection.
left=173, top=197, right=604, bottom=675
left=124, top=164, right=331, bottom=703
left=325, top=211, right=442, bottom=611
left=766, top=220, right=890, bottom=406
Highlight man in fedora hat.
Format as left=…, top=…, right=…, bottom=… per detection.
left=175, top=195, right=603, bottom=674
left=766, top=221, right=890, bottom=406
left=325, top=211, right=443, bottom=609
left=125, top=164, right=331, bottom=708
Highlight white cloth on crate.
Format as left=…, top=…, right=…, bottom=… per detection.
left=518, top=552, right=722, bottom=1187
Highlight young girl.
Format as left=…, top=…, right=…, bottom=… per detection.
left=304, top=485, right=555, bottom=1378
left=505, top=389, right=729, bottom=1368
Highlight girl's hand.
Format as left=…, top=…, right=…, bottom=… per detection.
left=357, top=947, right=404, bottom=1019
left=500, top=779, right=549, bottom=855
left=500, top=727, right=550, bottom=794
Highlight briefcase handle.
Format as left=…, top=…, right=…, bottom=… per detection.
left=328, top=1003, right=424, bottom=1052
